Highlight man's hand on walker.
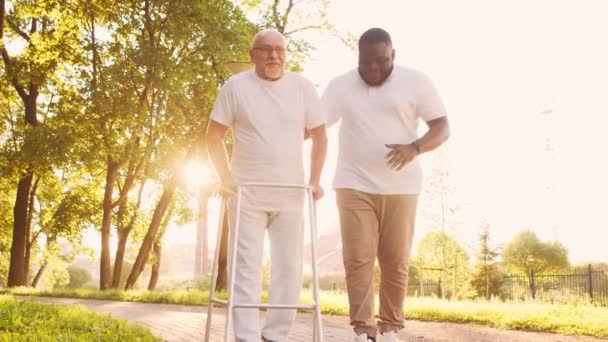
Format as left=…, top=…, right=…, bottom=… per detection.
left=219, top=178, right=238, bottom=198
left=310, top=183, right=324, bottom=201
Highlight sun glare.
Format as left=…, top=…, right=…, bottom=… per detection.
left=183, top=160, right=212, bottom=190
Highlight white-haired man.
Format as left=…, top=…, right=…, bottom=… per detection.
left=207, top=29, right=327, bottom=342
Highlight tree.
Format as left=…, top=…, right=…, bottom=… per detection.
left=502, top=230, right=569, bottom=278
left=417, top=231, right=469, bottom=299
left=119, top=0, right=253, bottom=290
left=470, top=223, right=501, bottom=299
left=82, top=0, right=159, bottom=290
left=28, top=174, right=101, bottom=288
left=1, top=0, right=85, bottom=287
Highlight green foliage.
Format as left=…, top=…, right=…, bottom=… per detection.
left=0, top=296, right=160, bottom=341
left=1, top=0, right=85, bottom=87
left=502, top=230, right=569, bottom=275
left=239, top=0, right=335, bottom=71
left=417, top=231, right=470, bottom=298
left=418, top=232, right=469, bottom=270
left=151, top=276, right=213, bottom=292
left=111, top=259, right=149, bottom=289
left=470, top=264, right=502, bottom=299
left=42, top=266, right=69, bottom=290
left=470, top=224, right=502, bottom=299
left=66, top=265, right=92, bottom=289
left=302, top=272, right=346, bottom=291
left=0, top=169, right=15, bottom=287
left=2, top=0, right=256, bottom=288
left=0, top=77, right=22, bottom=284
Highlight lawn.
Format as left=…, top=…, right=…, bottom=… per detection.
left=2, top=287, right=607, bottom=339
left=0, top=295, right=160, bottom=341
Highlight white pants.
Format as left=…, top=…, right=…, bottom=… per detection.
left=228, top=200, right=304, bottom=342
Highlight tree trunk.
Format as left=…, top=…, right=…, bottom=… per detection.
left=125, top=184, right=175, bottom=290
left=111, top=178, right=146, bottom=289
left=31, top=262, right=46, bottom=288
left=215, top=208, right=229, bottom=291
left=0, top=0, right=5, bottom=38
left=148, top=240, right=162, bottom=291
left=8, top=174, right=33, bottom=287
left=23, top=178, right=39, bottom=283
left=147, top=197, right=174, bottom=291
left=100, top=159, right=119, bottom=290
left=111, top=227, right=129, bottom=288
left=485, top=270, right=490, bottom=299
left=24, top=241, right=31, bottom=284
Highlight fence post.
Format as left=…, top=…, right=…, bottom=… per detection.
left=530, top=269, right=536, bottom=300
left=438, top=277, right=442, bottom=298
left=588, top=264, right=594, bottom=300
left=452, top=258, right=457, bottom=300
left=419, top=265, right=424, bottom=296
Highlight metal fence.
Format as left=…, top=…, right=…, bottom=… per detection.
left=312, top=264, right=608, bottom=306
left=407, top=279, right=443, bottom=298
left=501, top=264, right=608, bottom=305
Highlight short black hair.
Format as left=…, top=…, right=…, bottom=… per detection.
left=358, top=28, right=392, bottom=49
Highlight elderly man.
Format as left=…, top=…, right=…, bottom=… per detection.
left=322, top=28, right=450, bottom=342
left=207, top=29, right=327, bottom=342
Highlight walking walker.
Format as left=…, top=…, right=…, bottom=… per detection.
left=204, top=182, right=324, bottom=342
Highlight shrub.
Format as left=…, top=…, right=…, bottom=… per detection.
left=66, top=265, right=93, bottom=289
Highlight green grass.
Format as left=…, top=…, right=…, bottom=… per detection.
left=403, top=297, right=608, bottom=339
left=0, top=295, right=160, bottom=341
left=1, top=286, right=212, bottom=305
left=2, top=287, right=607, bottom=339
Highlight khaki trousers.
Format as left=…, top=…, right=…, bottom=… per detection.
left=336, top=188, right=418, bottom=337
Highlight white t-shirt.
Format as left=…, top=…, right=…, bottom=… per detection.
left=322, top=65, right=446, bottom=195
left=210, top=70, right=324, bottom=210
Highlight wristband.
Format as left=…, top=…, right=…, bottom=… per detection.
left=412, top=140, right=421, bottom=154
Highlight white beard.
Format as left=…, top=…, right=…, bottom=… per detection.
left=264, top=65, right=283, bottom=79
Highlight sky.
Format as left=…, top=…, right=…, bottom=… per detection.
left=293, top=0, right=608, bottom=263
left=79, top=0, right=608, bottom=265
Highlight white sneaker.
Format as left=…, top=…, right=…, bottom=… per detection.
left=354, top=333, right=374, bottom=342
left=380, top=331, right=401, bottom=342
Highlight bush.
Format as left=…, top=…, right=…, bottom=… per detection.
left=66, top=265, right=93, bottom=289
left=302, top=272, right=346, bottom=291
left=152, top=276, right=212, bottom=292
left=42, top=267, right=70, bottom=290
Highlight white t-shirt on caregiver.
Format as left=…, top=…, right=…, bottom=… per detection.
left=322, top=65, right=446, bottom=195
left=210, top=70, right=324, bottom=210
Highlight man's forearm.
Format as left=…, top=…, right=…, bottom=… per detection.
left=309, top=126, right=327, bottom=184
left=416, top=116, right=450, bottom=154
left=206, top=121, right=233, bottom=183
left=208, top=141, right=232, bottom=183
left=209, top=143, right=230, bottom=179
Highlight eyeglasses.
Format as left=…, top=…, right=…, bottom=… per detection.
left=252, top=46, right=287, bottom=55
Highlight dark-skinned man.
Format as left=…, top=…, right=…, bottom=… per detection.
left=322, top=28, right=450, bottom=342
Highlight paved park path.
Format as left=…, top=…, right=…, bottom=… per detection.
left=19, top=296, right=607, bottom=342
